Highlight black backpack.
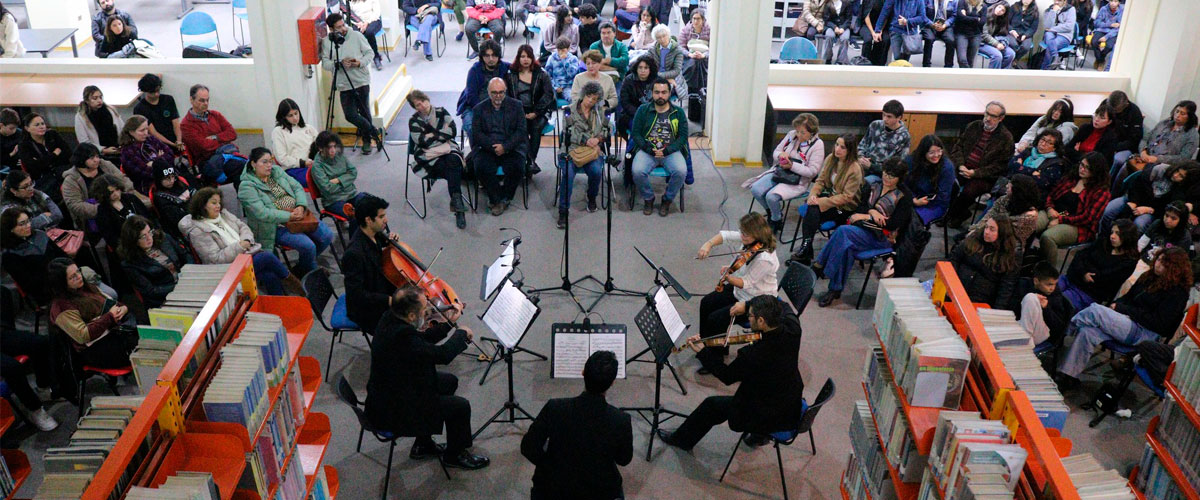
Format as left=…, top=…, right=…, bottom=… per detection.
left=893, top=213, right=930, bottom=278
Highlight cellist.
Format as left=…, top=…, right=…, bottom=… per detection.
left=342, top=194, right=401, bottom=335
left=693, top=212, right=779, bottom=368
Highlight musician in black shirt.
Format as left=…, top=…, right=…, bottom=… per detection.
left=340, top=194, right=398, bottom=334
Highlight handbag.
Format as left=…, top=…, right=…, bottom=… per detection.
left=902, top=27, right=923, bottom=55
left=568, top=144, right=600, bottom=166
left=47, top=228, right=85, bottom=258
left=285, top=210, right=320, bottom=234
left=771, top=167, right=803, bottom=185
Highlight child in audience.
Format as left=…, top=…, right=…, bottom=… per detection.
left=857, top=99, right=911, bottom=182
left=1059, top=218, right=1139, bottom=311
left=546, top=36, right=583, bottom=100
left=1018, top=261, right=1075, bottom=348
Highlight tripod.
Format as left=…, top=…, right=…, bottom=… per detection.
left=622, top=294, right=690, bottom=460
left=472, top=344, right=535, bottom=438
left=323, top=34, right=390, bottom=161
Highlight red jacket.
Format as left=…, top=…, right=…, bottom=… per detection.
left=180, top=109, right=237, bottom=164
left=1045, top=179, right=1111, bottom=243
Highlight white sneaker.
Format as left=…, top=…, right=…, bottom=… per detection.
left=31, top=407, right=58, bottom=432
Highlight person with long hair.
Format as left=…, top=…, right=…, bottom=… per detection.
left=1058, top=218, right=1138, bottom=311
left=1098, top=161, right=1198, bottom=236
left=1134, top=201, right=1193, bottom=272
left=118, top=215, right=187, bottom=309
left=903, top=134, right=954, bottom=224
left=95, top=15, right=138, bottom=58
left=954, top=0, right=987, bottom=68
left=967, top=173, right=1041, bottom=245
left=91, top=173, right=152, bottom=246
left=74, top=86, right=124, bottom=161
left=557, top=82, right=608, bottom=229
left=61, top=143, right=142, bottom=234
left=118, top=114, right=176, bottom=195
left=1056, top=247, right=1192, bottom=387
left=1036, top=151, right=1111, bottom=266
left=48, top=257, right=137, bottom=369
left=978, top=2, right=1014, bottom=68
left=1007, top=0, right=1040, bottom=65
left=950, top=214, right=1020, bottom=309
left=541, top=5, right=579, bottom=55
left=1066, top=103, right=1122, bottom=167
left=1015, top=98, right=1076, bottom=154
left=238, top=147, right=333, bottom=277
left=617, top=55, right=657, bottom=135
left=1113, top=100, right=1200, bottom=187
left=407, top=90, right=468, bottom=229
left=18, top=113, right=72, bottom=200
left=309, top=130, right=368, bottom=232
left=179, top=188, right=293, bottom=296
left=270, top=98, right=319, bottom=173
left=814, top=158, right=913, bottom=307
left=744, top=113, right=824, bottom=233
left=1009, top=129, right=1066, bottom=197
left=505, top=44, right=556, bottom=177
left=694, top=212, right=780, bottom=359
left=789, top=134, right=863, bottom=264
left=1, top=170, right=63, bottom=231
left=627, top=8, right=657, bottom=50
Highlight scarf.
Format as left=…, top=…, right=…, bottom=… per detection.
left=1022, top=149, right=1057, bottom=170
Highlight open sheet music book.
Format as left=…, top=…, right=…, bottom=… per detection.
left=482, top=240, right=516, bottom=301
left=482, top=280, right=539, bottom=349
left=654, top=287, right=686, bottom=343
left=551, top=324, right=626, bottom=379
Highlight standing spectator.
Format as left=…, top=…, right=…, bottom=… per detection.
left=822, top=0, right=854, bottom=65
left=310, top=130, right=366, bottom=229
left=18, top=113, right=72, bottom=201
left=978, top=3, right=1014, bottom=69
left=150, top=161, right=192, bottom=240
left=457, top=39, right=510, bottom=136
left=944, top=101, right=1014, bottom=228
left=505, top=44, right=556, bottom=177
left=617, top=55, right=657, bottom=135
left=628, top=8, right=657, bottom=51
left=91, top=173, right=151, bottom=246
left=132, top=74, right=185, bottom=152
left=61, top=144, right=141, bottom=233
left=471, top=78, right=527, bottom=215
left=1007, top=0, right=1040, bottom=66
left=571, top=50, right=618, bottom=110
left=590, top=22, right=629, bottom=79
left=1058, top=218, right=1138, bottom=311
left=557, top=82, right=608, bottom=228
left=576, top=4, right=600, bottom=53
left=47, top=257, right=137, bottom=369
left=180, top=84, right=237, bottom=166
left=1016, top=99, right=1076, bottom=154
left=1036, top=152, right=1111, bottom=267
left=321, top=14, right=381, bottom=155
left=407, top=90, right=468, bottom=229
left=238, top=148, right=334, bottom=277
left=630, top=78, right=689, bottom=217
left=950, top=214, right=1020, bottom=309
left=857, top=0, right=891, bottom=66
left=875, top=0, right=929, bottom=62
left=613, top=0, right=644, bottom=30
left=345, top=0, right=385, bottom=69
left=904, top=134, right=955, bottom=224
left=465, top=0, right=507, bottom=58
left=788, top=134, right=864, bottom=264
left=119, top=115, right=176, bottom=195
left=650, top=25, right=687, bottom=100
left=953, top=0, right=985, bottom=68
left=1, top=171, right=63, bottom=231
left=1038, top=0, right=1075, bottom=70
left=545, top=37, right=583, bottom=100
left=95, top=15, right=138, bottom=58
left=1091, top=0, right=1121, bottom=70
left=118, top=216, right=186, bottom=309
left=74, top=86, right=124, bottom=161
left=270, top=98, right=319, bottom=176
left=179, top=188, right=293, bottom=296
left=922, top=0, right=957, bottom=68
left=1103, top=90, right=1145, bottom=174
left=541, top=6, right=579, bottom=57
left=90, top=0, right=136, bottom=44
left=1, top=1, right=24, bottom=58
left=1066, top=103, right=1121, bottom=166
left=1009, top=129, right=1066, bottom=198
left=0, top=108, right=21, bottom=170
left=858, top=100, right=911, bottom=181
left=402, top=0, right=444, bottom=61
left=744, top=114, right=824, bottom=233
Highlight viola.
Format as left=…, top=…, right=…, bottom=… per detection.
left=675, top=332, right=763, bottom=353
left=714, top=242, right=764, bottom=293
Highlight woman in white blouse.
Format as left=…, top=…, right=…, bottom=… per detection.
left=269, top=99, right=319, bottom=173
left=692, top=212, right=781, bottom=361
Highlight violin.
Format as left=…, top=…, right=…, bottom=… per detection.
left=675, top=332, right=763, bottom=353
left=714, top=242, right=764, bottom=293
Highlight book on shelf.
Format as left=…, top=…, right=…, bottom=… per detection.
left=310, top=465, right=331, bottom=500
left=1058, top=454, right=1134, bottom=499
left=1150, top=392, right=1200, bottom=492
left=977, top=309, right=1070, bottom=432
left=33, top=396, right=148, bottom=500
left=1172, top=336, right=1199, bottom=404
left=848, top=400, right=900, bottom=500
left=0, top=452, right=15, bottom=498
left=126, top=471, right=219, bottom=500
left=878, top=284, right=968, bottom=410
left=31, top=472, right=94, bottom=499
left=863, top=348, right=926, bottom=483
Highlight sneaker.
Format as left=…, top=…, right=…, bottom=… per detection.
left=31, top=407, right=58, bottom=432
left=414, top=40, right=423, bottom=50
left=361, top=140, right=372, bottom=155
left=655, top=429, right=692, bottom=451
left=455, top=212, right=467, bottom=229
left=587, top=198, right=598, bottom=212
left=443, top=450, right=490, bottom=470
left=426, top=54, right=434, bottom=61
left=373, top=56, right=383, bottom=71
left=658, top=200, right=671, bottom=217
left=468, top=51, right=478, bottom=60
left=557, top=211, right=568, bottom=229
left=642, top=198, right=655, bottom=216
left=455, top=32, right=465, bottom=42
left=410, top=441, right=446, bottom=460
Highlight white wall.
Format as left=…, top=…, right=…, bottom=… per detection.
left=708, top=0, right=773, bottom=165
left=1124, top=0, right=1200, bottom=124
left=24, top=0, right=90, bottom=35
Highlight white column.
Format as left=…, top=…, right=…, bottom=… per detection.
left=245, top=0, right=325, bottom=137
left=707, top=0, right=773, bottom=167
left=1122, top=0, right=1200, bottom=123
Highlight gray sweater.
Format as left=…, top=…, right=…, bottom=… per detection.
left=1141, top=120, right=1200, bottom=166
left=321, top=29, right=374, bottom=91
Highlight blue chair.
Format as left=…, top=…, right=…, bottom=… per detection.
left=1057, top=241, right=1092, bottom=274
left=404, top=11, right=446, bottom=58
left=779, top=37, right=818, bottom=63
left=231, top=0, right=248, bottom=46
left=180, top=11, right=221, bottom=51
left=1038, top=24, right=1079, bottom=70
left=720, top=378, right=835, bottom=500
left=786, top=204, right=836, bottom=251
left=853, top=247, right=896, bottom=309
left=525, top=24, right=542, bottom=44
left=779, top=261, right=817, bottom=317
left=302, top=269, right=368, bottom=382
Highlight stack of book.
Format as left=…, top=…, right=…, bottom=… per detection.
left=1060, top=454, right=1134, bottom=499
left=130, top=325, right=185, bottom=393
left=145, top=263, right=240, bottom=387
left=977, top=309, right=1069, bottom=432
left=864, top=347, right=924, bottom=483
left=847, top=400, right=899, bottom=500
left=126, top=471, right=219, bottom=499
left=33, top=395, right=147, bottom=500
left=1172, top=336, right=1200, bottom=406
left=878, top=280, right=970, bottom=410
left=921, top=412, right=1026, bottom=499
left=309, top=467, right=332, bottom=500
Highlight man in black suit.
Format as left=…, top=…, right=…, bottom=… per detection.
left=340, top=195, right=398, bottom=334
left=521, top=351, right=633, bottom=499
left=658, top=295, right=804, bottom=450
left=364, top=286, right=491, bottom=470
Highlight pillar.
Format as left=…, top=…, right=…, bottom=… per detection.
left=707, top=0, right=773, bottom=167
left=245, top=0, right=324, bottom=134
left=1116, top=0, right=1200, bottom=123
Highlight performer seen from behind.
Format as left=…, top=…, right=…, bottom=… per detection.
left=694, top=212, right=779, bottom=366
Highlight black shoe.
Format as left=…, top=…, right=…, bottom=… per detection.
left=812, top=265, right=826, bottom=280
left=817, top=290, right=841, bottom=308
left=414, top=40, right=422, bottom=49
left=770, top=219, right=784, bottom=234
left=528, top=164, right=542, bottom=176
left=643, top=198, right=655, bottom=216
left=426, top=54, right=434, bottom=61
left=656, top=429, right=692, bottom=451
left=443, top=450, right=490, bottom=470
left=697, top=367, right=711, bottom=375
left=587, top=198, right=598, bottom=212
left=455, top=212, right=467, bottom=229
left=742, top=433, right=771, bottom=448
left=1053, top=373, right=1081, bottom=392
left=557, top=211, right=568, bottom=229
left=788, top=238, right=813, bottom=265
left=410, top=441, right=446, bottom=460
left=455, top=32, right=465, bottom=42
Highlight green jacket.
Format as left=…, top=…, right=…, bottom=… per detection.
left=589, top=39, right=630, bottom=79
left=630, top=103, right=690, bottom=161
left=237, top=165, right=311, bottom=253
left=312, top=153, right=359, bottom=203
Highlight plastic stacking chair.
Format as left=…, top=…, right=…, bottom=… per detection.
left=748, top=196, right=793, bottom=236
left=52, top=327, right=130, bottom=410
left=180, top=11, right=221, bottom=51
left=302, top=269, right=367, bottom=381
left=720, top=378, right=835, bottom=500
left=1038, top=25, right=1079, bottom=70
left=853, top=247, right=896, bottom=309
left=779, top=37, right=818, bottom=62
left=778, top=262, right=817, bottom=316
left=404, top=12, right=446, bottom=58
left=786, top=204, right=837, bottom=251
left=231, top=0, right=249, bottom=46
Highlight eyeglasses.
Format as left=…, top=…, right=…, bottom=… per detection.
left=15, top=183, right=33, bottom=191
left=1037, top=137, right=1056, bottom=145
left=488, top=91, right=506, bottom=95
left=984, top=112, right=1004, bottom=119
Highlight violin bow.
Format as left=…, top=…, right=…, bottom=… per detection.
left=417, top=248, right=494, bottom=361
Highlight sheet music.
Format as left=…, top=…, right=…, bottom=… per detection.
left=483, top=280, right=537, bottom=349
left=654, top=287, right=686, bottom=342
left=484, top=241, right=516, bottom=300
left=552, top=333, right=590, bottom=378
left=590, top=333, right=626, bottom=379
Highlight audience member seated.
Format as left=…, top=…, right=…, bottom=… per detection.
left=505, top=44, right=556, bottom=177
left=1055, top=247, right=1191, bottom=390
left=979, top=3, right=1014, bottom=69
left=19, top=114, right=73, bottom=202
left=151, top=161, right=193, bottom=240
left=876, top=0, right=929, bottom=63
left=744, top=113, right=824, bottom=233
left=557, top=82, right=608, bottom=228
left=541, top=6, right=579, bottom=58
left=445, top=0, right=467, bottom=43
left=119, top=115, right=176, bottom=195
left=577, top=4, right=601, bottom=53
left=814, top=158, right=913, bottom=307
left=793, top=0, right=827, bottom=40
left=344, top=0, right=385, bottom=69
left=0, top=5, right=24, bottom=58
left=679, top=9, right=709, bottom=61
left=546, top=37, right=583, bottom=100
left=1036, top=152, right=1111, bottom=266
left=466, top=0, right=508, bottom=58
left=1091, top=0, right=1122, bottom=70
left=904, top=135, right=954, bottom=224
left=1007, top=0, right=1039, bottom=65
left=471, top=78, right=527, bottom=216
left=627, top=9, right=657, bottom=51
left=1017, top=262, right=1074, bottom=349
left=47, top=257, right=136, bottom=369
left=133, top=74, right=185, bottom=153
left=118, top=216, right=186, bottom=309
left=950, top=214, right=1019, bottom=309
left=1113, top=101, right=1199, bottom=188
left=180, top=84, right=238, bottom=167
left=1131, top=201, right=1193, bottom=282
left=1070, top=0, right=1092, bottom=38
left=613, top=0, right=644, bottom=30
left=1066, top=103, right=1121, bottom=166
left=90, top=0, right=136, bottom=45
left=1102, top=90, right=1145, bottom=172
left=921, top=0, right=956, bottom=68
left=789, top=133, right=864, bottom=264
left=407, top=90, right=468, bottom=229
left=857, top=0, right=890, bottom=66
left=1099, top=162, right=1197, bottom=235
left=310, top=131, right=367, bottom=229
left=1015, top=99, right=1076, bottom=155
left=320, top=14, right=381, bottom=154
left=95, top=15, right=141, bottom=59
left=1, top=208, right=71, bottom=305
left=953, top=0, right=986, bottom=67
left=649, top=25, right=687, bottom=101
left=74, top=86, right=123, bottom=162
left=403, top=0, right=443, bottom=61
left=572, top=50, right=618, bottom=109
left=1, top=171, right=63, bottom=231
left=967, top=174, right=1041, bottom=246
left=1059, top=218, right=1138, bottom=311
left=91, top=173, right=152, bottom=247
left=270, top=98, right=319, bottom=176
left=0, top=328, right=60, bottom=431
left=630, top=78, right=689, bottom=217
left=617, top=55, right=656, bottom=135
left=1009, top=129, right=1066, bottom=197
left=1, top=108, right=21, bottom=170
left=518, top=0, right=563, bottom=34
left=591, top=22, right=629, bottom=79
left=858, top=100, right=911, bottom=181
left=61, top=144, right=141, bottom=235
left=179, top=187, right=291, bottom=296
left=1039, top=0, right=1075, bottom=70
left=944, top=101, right=1014, bottom=228
left=822, top=0, right=854, bottom=65
left=458, top=40, right=511, bottom=135
left=238, top=147, right=334, bottom=277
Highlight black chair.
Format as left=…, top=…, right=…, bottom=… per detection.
left=463, top=126, right=530, bottom=210
left=52, top=326, right=130, bottom=411
left=404, top=141, right=475, bottom=218
left=719, top=378, right=835, bottom=500
left=301, top=269, right=369, bottom=381
left=778, top=261, right=817, bottom=317
left=335, top=375, right=450, bottom=500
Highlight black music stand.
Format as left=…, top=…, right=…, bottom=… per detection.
left=477, top=237, right=547, bottom=385
left=550, top=320, right=627, bottom=379
left=473, top=279, right=542, bottom=439
left=623, top=294, right=690, bottom=461
left=626, top=246, right=691, bottom=394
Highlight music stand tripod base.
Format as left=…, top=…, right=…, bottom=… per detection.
left=621, top=296, right=690, bottom=460
left=472, top=345, right=535, bottom=439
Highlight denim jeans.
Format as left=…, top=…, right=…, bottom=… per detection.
left=413, top=14, right=438, bottom=55
left=978, top=42, right=1015, bottom=69
left=823, top=27, right=853, bottom=64
left=632, top=150, right=686, bottom=202
left=1110, top=150, right=1134, bottom=186
left=559, top=157, right=603, bottom=211
left=749, top=175, right=804, bottom=222
left=1098, top=196, right=1154, bottom=238
left=465, top=17, right=504, bottom=53
left=340, top=85, right=378, bottom=142
left=921, top=26, right=955, bottom=67
left=253, top=251, right=289, bottom=295
left=324, top=192, right=369, bottom=234
left=954, top=33, right=981, bottom=67
left=888, top=29, right=913, bottom=61
left=816, top=224, right=893, bottom=292
left=462, top=109, right=474, bottom=140
left=1057, top=303, right=1162, bottom=377
left=1041, top=32, right=1071, bottom=69
left=274, top=223, right=334, bottom=277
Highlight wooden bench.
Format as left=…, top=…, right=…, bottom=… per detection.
left=0, top=74, right=144, bottom=108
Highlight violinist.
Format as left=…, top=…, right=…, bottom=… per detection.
left=694, top=212, right=779, bottom=364
left=341, top=194, right=399, bottom=334
left=657, top=295, right=804, bottom=452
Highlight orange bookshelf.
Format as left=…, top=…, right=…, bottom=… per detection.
left=298, top=413, right=332, bottom=494
left=148, top=432, right=249, bottom=499
left=324, top=465, right=339, bottom=499
left=0, top=399, right=14, bottom=436
left=2, top=449, right=30, bottom=500
left=1145, top=416, right=1200, bottom=500
left=860, top=383, right=920, bottom=500
left=1130, top=467, right=1147, bottom=500
left=870, top=326, right=943, bottom=456
left=840, top=471, right=850, bottom=500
